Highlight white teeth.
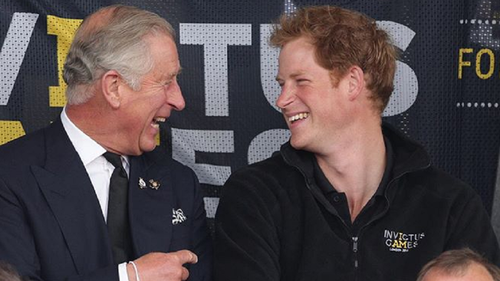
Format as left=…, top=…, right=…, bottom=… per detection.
left=288, top=112, right=309, bottom=123
left=152, top=117, right=165, bottom=128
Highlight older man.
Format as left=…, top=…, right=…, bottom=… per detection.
left=214, top=5, right=499, bottom=281
left=417, top=248, right=500, bottom=281
left=0, top=5, right=211, bottom=281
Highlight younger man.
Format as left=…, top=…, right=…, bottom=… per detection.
left=214, top=5, right=499, bottom=281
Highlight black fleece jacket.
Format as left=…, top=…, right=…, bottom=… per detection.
left=214, top=124, right=499, bottom=281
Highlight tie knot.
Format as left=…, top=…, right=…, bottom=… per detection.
left=103, top=152, right=123, bottom=169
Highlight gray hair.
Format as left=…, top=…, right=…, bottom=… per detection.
left=417, top=248, right=500, bottom=281
left=63, top=5, right=175, bottom=105
left=0, top=261, right=25, bottom=281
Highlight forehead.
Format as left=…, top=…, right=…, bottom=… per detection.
left=277, top=37, right=327, bottom=77
left=146, top=34, right=180, bottom=76
left=423, top=264, right=494, bottom=281
left=279, top=37, right=315, bottom=62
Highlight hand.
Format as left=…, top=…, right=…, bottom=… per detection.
left=127, top=250, right=198, bottom=281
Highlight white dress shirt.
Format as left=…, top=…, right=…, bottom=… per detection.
left=60, top=108, right=131, bottom=281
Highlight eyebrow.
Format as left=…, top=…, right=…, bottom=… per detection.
left=166, top=66, right=182, bottom=80
left=275, top=71, right=307, bottom=81
left=176, top=66, right=183, bottom=76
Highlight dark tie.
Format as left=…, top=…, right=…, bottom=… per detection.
left=103, top=152, right=133, bottom=263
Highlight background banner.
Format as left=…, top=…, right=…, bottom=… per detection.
left=1, top=0, right=499, bottom=235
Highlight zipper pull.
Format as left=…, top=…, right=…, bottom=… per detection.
left=352, top=236, right=358, bottom=253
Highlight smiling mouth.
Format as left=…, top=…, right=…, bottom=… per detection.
left=289, top=112, right=309, bottom=123
left=152, top=117, right=166, bottom=128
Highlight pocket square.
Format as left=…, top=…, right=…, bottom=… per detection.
left=172, top=208, right=187, bottom=225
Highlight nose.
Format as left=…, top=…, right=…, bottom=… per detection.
left=275, top=84, right=294, bottom=110
left=167, top=80, right=185, bottom=111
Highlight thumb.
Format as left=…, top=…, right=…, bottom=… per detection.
left=176, top=249, right=198, bottom=265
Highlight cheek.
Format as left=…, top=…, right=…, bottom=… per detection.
left=136, top=96, right=164, bottom=118
left=147, top=92, right=168, bottom=109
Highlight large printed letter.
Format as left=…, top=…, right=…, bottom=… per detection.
left=172, top=128, right=234, bottom=218
left=377, top=21, right=418, bottom=117
left=475, top=49, right=495, bottom=79
left=0, top=13, right=38, bottom=105
left=180, top=24, right=251, bottom=116
left=458, top=48, right=473, bottom=79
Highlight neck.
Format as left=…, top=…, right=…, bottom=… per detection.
left=315, top=119, right=386, bottom=221
left=66, top=101, right=121, bottom=153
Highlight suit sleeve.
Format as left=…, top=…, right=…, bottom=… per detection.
left=0, top=177, right=42, bottom=280
left=213, top=171, right=281, bottom=281
left=445, top=190, right=500, bottom=265
left=0, top=176, right=119, bottom=281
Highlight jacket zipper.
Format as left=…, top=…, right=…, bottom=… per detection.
left=352, top=236, right=359, bottom=281
left=352, top=236, right=359, bottom=267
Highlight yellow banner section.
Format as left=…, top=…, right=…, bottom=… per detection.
left=47, top=15, right=82, bottom=107
left=0, top=121, right=25, bottom=145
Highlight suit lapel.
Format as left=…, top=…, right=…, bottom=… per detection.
left=32, top=119, right=112, bottom=273
left=129, top=153, right=174, bottom=257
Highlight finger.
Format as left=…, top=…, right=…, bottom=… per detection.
left=176, top=249, right=198, bottom=264
left=181, top=266, right=190, bottom=281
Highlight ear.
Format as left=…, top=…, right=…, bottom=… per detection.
left=346, top=65, right=365, bottom=101
left=101, top=70, right=122, bottom=109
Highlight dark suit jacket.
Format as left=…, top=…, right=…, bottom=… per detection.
left=0, top=118, right=212, bottom=281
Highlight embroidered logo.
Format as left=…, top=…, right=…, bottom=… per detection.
left=172, top=208, right=187, bottom=225
left=384, top=229, right=425, bottom=253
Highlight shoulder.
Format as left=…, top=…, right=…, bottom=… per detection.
left=227, top=153, right=291, bottom=186
left=0, top=120, right=66, bottom=166
left=0, top=128, right=46, bottom=163
left=143, top=148, right=196, bottom=177
left=407, top=165, right=476, bottom=197
left=231, top=152, right=289, bottom=178
left=0, top=132, right=38, bottom=152
left=221, top=153, right=299, bottom=205
left=399, top=165, right=484, bottom=216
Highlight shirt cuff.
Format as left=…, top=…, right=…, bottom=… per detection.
left=118, top=262, right=130, bottom=281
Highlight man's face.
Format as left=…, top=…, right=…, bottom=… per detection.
left=275, top=37, right=353, bottom=154
left=117, top=33, right=184, bottom=155
left=421, top=263, right=494, bottom=281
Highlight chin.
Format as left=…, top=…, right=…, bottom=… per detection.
left=140, top=145, right=157, bottom=154
left=289, top=137, right=307, bottom=151
left=139, top=135, right=159, bottom=151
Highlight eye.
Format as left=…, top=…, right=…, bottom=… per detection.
left=163, top=78, right=176, bottom=88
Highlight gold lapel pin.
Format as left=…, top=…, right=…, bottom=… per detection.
left=148, top=179, right=160, bottom=190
